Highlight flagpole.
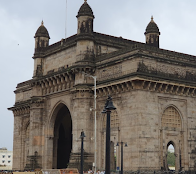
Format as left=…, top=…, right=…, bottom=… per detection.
left=65, top=0, right=67, bottom=39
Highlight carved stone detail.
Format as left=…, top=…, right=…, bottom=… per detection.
left=137, top=61, right=196, bottom=82
left=39, top=73, right=75, bottom=95
left=97, top=78, right=196, bottom=98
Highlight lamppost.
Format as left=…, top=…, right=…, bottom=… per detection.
left=116, top=142, right=128, bottom=174
left=80, top=130, right=86, bottom=174
left=82, top=72, right=97, bottom=174
left=102, top=96, right=116, bottom=174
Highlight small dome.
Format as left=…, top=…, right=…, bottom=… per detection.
left=77, top=0, right=94, bottom=18
left=145, top=16, right=160, bottom=35
left=34, top=21, right=50, bottom=39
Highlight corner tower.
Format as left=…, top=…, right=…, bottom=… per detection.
left=34, top=21, right=50, bottom=51
left=33, top=21, right=50, bottom=77
left=76, top=0, right=94, bottom=35
left=144, top=16, right=160, bottom=48
left=75, top=0, right=95, bottom=58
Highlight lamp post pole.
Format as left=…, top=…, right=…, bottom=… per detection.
left=102, top=96, right=116, bottom=174
left=80, top=130, right=86, bottom=174
left=82, top=72, right=97, bottom=174
left=116, top=142, right=128, bottom=174
left=121, top=142, right=123, bottom=174
left=106, top=109, right=111, bottom=174
left=93, top=76, right=97, bottom=174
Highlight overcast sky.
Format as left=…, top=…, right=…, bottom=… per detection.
left=1, top=0, right=196, bottom=151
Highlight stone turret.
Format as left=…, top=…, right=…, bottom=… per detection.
left=34, top=21, right=50, bottom=51
left=75, top=0, right=95, bottom=58
left=76, top=0, right=94, bottom=35
left=145, top=16, right=160, bottom=48
left=33, top=21, right=50, bottom=78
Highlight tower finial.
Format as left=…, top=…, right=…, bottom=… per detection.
left=151, top=16, right=154, bottom=22
left=84, top=0, right=87, bottom=3
left=41, top=20, right=44, bottom=26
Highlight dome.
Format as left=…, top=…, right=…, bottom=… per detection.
left=77, top=0, right=94, bottom=18
left=34, top=21, right=50, bottom=39
left=145, top=16, right=160, bottom=35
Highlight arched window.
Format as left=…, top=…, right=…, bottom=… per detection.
left=162, top=106, right=181, bottom=128
left=167, top=142, right=175, bottom=170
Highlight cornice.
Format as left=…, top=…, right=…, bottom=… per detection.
left=33, top=34, right=77, bottom=59
left=96, top=77, right=196, bottom=99
left=93, top=32, right=140, bottom=47
left=96, top=43, right=196, bottom=66
left=8, top=97, right=45, bottom=116
left=32, top=32, right=139, bottom=59
left=76, top=33, right=95, bottom=42
left=97, top=70, right=196, bottom=88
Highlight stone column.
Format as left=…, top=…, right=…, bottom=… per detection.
left=12, top=116, right=23, bottom=170
left=28, top=102, right=44, bottom=169
left=68, top=90, right=94, bottom=171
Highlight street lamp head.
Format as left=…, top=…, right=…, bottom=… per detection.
left=80, top=130, right=86, bottom=139
left=102, top=95, right=116, bottom=113
left=106, top=96, right=116, bottom=110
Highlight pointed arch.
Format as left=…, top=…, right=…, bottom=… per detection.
left=167, top=141, right=176, bottom=150
left=161, top=105, right=182, bottom=129
left=47, top=100, right=72, bottom=169
left=167, top=141, right=176, bottom=171
left=48, top=100, right=72, bottom=134
left=24, top=120, right=30, bottom=132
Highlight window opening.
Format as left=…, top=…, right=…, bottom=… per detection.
left=162, top=106, right=181, bottom=128
left=167, top=143, right=175, bottom=171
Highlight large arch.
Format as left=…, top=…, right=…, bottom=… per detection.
left=160, top=105, right=183, bottom=171
left=50, top=102, right=73, bottom=169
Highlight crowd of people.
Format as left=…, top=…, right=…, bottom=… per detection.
left=87, top=169, right=105, bottom=174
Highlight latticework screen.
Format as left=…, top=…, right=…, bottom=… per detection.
left=161, top=106, right=181, bottom=128
left=103, top=110, right=119, bottom=128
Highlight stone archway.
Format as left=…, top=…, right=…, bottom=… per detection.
left=167, top=141, right=175, bottom=170
left=52, top=104, right=72, bottom=169
left=160, top=106, right=183, bottom=171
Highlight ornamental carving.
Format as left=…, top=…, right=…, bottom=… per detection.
left=137, top=61, right=196, bottom=82
left=36, top=65, right=43, bottom=77
left=162, top=106, right=181, bottom=128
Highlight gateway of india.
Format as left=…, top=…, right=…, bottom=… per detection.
left=8, top=0, right=196, bottom=172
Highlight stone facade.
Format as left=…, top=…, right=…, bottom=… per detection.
left=8, top=0, right=196, bottom=171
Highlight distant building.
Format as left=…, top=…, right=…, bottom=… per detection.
left=168, top=148, right=174, bottom=153
left=0, top=148, right=12, bottom=170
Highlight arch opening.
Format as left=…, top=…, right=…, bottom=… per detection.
left=53, top=104, right=72, bottom=169
left=167, top=142, right=175, bottom=171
